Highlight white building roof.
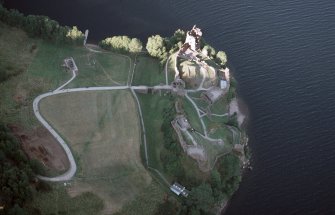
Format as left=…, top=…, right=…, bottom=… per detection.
left=220, top=80, right=227, bottom=89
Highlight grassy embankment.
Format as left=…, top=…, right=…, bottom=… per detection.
left=132, top=56, right=203, bottom=182
left=136, top=94, right=207, bottom=183
left=0, top=22, right=87, bottom=129
left=38, top=90, right=162, bottom=214
left=32, top=47, right=167, bottom=214
left=166, top=53, right=178, bottom=83
left=0, top=22, right=105, bottom=214
left=132, top=54, right=165, bottom=86
left=67, top=51, right=131, bottom=88
left=0, top=21, right=165, bottom=214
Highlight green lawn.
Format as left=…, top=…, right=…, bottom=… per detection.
left=0, top=23, right=85, bottom=129
left=68, top=52, right=131, bottom=87
left=132, top=55, right=165, bottom=86
left=39, top=90, right=152, bottom=214
left=210, top=97, right=229, bottom=115
left=182, top=98, right=203, bottom=133
left=136, top=93, right=172, bottom=171
left=0, top=22, right=36, bottom=82
left=166, top=53, right=177, bottom=83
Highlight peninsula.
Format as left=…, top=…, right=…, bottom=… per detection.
left=0, top=5, right=249, bottom=214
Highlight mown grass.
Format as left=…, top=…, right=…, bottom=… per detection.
left=132, top=55, right=165, bottom=86
left=39, top=90, right=151, bottom=213
left=68, top=52, right=131, bottom=87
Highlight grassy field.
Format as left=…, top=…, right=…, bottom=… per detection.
left=32, top=185, right=104, bottom=215
left=136, top=93, right=172, bottom=172
left=182, top=98, right=203, bottom=133
left=0, top=20, right=132, bottom=130
left=0, top=22, right=89, bottom=129
left=166, top=53, right=177, bottom=83
left=67, top=52, right=131, bottom=88
left=132, top=55, right=165, bottom=86
left=116, top=180, right=167, bottom=215
left=0, top=22, right=36, bottom=82
left=39, top=90, right=153, bottom=214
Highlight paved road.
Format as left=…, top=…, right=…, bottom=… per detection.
left=33, top=47, right=231, bottom=183
left=33, top=69, right=78, bottom=181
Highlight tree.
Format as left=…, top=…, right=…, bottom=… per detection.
left=146, top=35, right=168, bottom=62
left=66, top=26, right=84, bottom=44
left=210, top=169, right=222, bottom=190
left=0, top=5, right=85, bottom=44
left=128, top=38, right=143, bottom=53
left=7, top=204, right=27, bottom=215
left=0, top=124, right=48, bottom=214
left=202, top=45, right=216, bottom=59
left=99, top=36, right=142, bottom=53
left=166, top=29, right=186, bottom=54
left=217, top=154, right=241, bottom=197
left=155, top=199, right=180, bottom=215
left=216, top=51, right=227, bottom=66
left=187, top=183, right=215, bottom=213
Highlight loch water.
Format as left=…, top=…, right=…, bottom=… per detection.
left=4, top=0, right=335, bottom=214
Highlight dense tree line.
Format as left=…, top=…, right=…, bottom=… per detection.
left=146, top=29, right=186, bottom=64
left=0, top=124, right=49, bottom=214
left=99, top=36, right=143, bottom=53
left=0, top=4, right=84, bottom=44
left=155, top=154, right=241, bottom=215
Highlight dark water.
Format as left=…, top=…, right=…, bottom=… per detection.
left=4, top=0, right=335, bottom=214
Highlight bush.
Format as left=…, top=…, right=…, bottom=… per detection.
left=99, top=35, right=143, bottom=53
left=216, top=51, right=227, bottom=66
left=146, top=35, right=168, bottom=63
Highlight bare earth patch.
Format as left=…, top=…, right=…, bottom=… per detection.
left=9, top=124, right=70, bottom=173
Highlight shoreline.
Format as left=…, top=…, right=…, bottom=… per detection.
left=229, top=97, right=249, bottom=128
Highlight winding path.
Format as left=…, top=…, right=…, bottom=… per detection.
left=34, top=47, right=233, bottom=183
left=33, top=69, right=77, bottom=181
